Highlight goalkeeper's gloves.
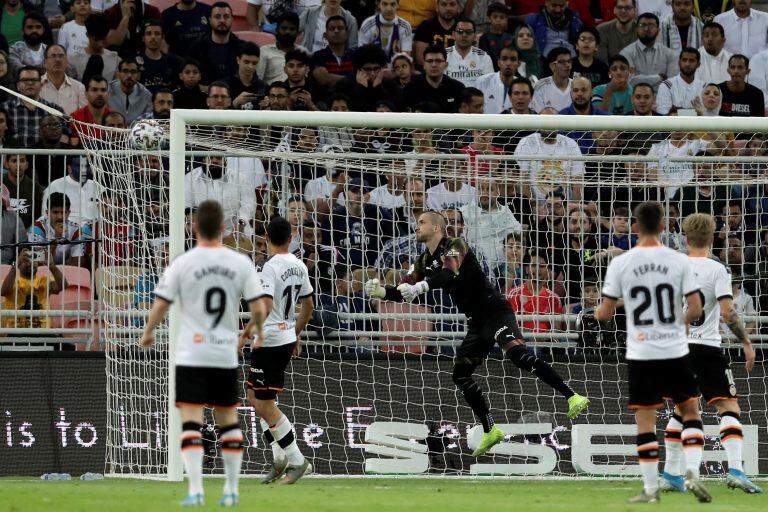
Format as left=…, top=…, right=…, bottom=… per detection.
left=364, top=278, right=386, bottom=299
left=397, top=281, right=429, bottom=303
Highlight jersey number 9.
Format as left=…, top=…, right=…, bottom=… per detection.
left=205, top=287, right=226, bottom=328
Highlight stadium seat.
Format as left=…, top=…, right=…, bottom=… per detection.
left=377, top=301, right=431, bottom=354
left=96, top=266, right=144, bottom=312
left=0, top=264, right=10, bottom=283
left=234, top=30, right=276, bottom=46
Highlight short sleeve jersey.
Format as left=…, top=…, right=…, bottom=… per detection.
left=602, top=245, right=699, bottom=360
left=259, top=253, right=314, bottom=347
left=687, top=256, right=733, bottom=347
left=154, top=246, right=262, bottom=369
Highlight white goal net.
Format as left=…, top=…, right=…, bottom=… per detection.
left=76, top=112, right=768, bottom=479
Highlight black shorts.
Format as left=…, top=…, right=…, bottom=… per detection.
left=175, top=366, right=239, bottom=409
left=627, top=357, right=700, bottom=409
left=689, top=344, right=738, bottom=404
left=456, top=311, right=525, bottom=360
left=247, top=343, right=294, bottom=400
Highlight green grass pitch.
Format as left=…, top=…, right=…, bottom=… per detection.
left=0, top=477, right=765, bottom=512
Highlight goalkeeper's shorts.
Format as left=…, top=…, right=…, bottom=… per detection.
left=627, top=356, right=700, bottom=409
left=457, top=311, right=524, bottom=359
left=175, top=366, right=239, bottom=409
left=688, top=344, right=738, bottom=404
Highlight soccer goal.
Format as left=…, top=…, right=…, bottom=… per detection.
left=76, top=111, right=768, bottom=481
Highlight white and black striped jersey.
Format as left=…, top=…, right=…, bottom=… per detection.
left=687, top=256, right=733, bottom=347
left=358, top=14, right=413, bottom=57
left=445, top=46, right=494, bottom=87
left=530, top=76, right=572, bottom=113
left=259, top=253, right=313, bottom=347
left=655, top=75, right=705, bottom=115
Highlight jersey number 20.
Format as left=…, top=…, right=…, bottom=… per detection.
left=630, top=284, right=676, bottom=325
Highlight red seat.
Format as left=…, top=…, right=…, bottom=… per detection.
left=377, top=302, right=432, bottom=354
left=234, top=30, right=276, bottom=46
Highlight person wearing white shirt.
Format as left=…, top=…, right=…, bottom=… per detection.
left=531, top=47, right=573, bottom=113
left=42, top=157, right=102, bottom=226
left=638, top=0, right=673, bottom=20
left=58, top=0, right=90, bottom=57
left=445, top=19, right=493, bottom=87
left=646, top=133, right=708, bottom=198
left=358, top=0, right=413, bottom=60
left=425, top=178, right=476, bottom=211
left=747, top=46, right=768, bottom=105
left=656, top=47, right=704, bottom=114
left=714, top=0, right=768, bottom=59
left=40, top=45, right=87, bottom=115
left=476, top=46, right=520, bottom=114
left=514, top=108, right=584, bottom=201
left=695, top=21, right=732, bottom=84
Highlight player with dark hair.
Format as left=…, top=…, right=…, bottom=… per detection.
left=365, top=210, right=589, bottom=456
left=140, top=200, right=266, bottom=507
left=595, top=201, right=710, bottom=503
left=241, top=216, right=314, bottom=484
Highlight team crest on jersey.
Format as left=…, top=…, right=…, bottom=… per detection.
left=193, top=333, right=203, bottom=344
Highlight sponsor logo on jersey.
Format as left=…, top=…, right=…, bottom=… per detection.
left=278, top=323, right=287, bottom=331
left=193, top=333, right=203, bottom=344
left=250, top=368, right=264, bottom=374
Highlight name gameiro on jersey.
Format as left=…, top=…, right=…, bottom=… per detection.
left=259, top=253, right=313, bottom=347
left=154, top=246, right=262, bottom=369
left=602, top=246, right=699, bottom=360
left=686, top=256, right=733, bottom=346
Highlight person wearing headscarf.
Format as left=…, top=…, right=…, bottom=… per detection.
left=514, top=24, right=542, bottom=81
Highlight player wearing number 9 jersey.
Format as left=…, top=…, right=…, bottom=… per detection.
left=242, top=216, right=314, bottom=485
left=596, top=201, right=711, bottom=503
left=659, top=214, right=762, bottom=494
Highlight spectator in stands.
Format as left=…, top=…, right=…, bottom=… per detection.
left=0, top=183, right=27, bottom=264
left=646, top=129, right=705, bottom=197
left=43, top=156, right=102, bottom=227
left=560, top=77, right=609, bottom=153
left=559, top=206, right=599, bottom=305
left=598, top=205, right=636, bottom=254
left=515, top=107, right=584, bottom=201
left=513, top=24, right=543, bottom=80
left=359, top=0, right=413, bottom=61
left=531, top=48, right=573, bottom=113
left=0, top=0, right=26, bottom=47
left=499, top=232, right=525, bottom=291
left=206, top=81, right=232, bottom=110
left=398, top=0, right=437, bottom=29
left=502, top=76, right=536, bottom=115
left=723, top=270, right=758, bottom=334
left=412, top=0, right=459, bottom=66
left=2, top=147, right=43, bottom=228
left=162, top=0, right=212, bottom=57
left=506, top=250, right=564, bottom=334
left=573, top=27, right=609, bottom=87
left=445, top=18, right=493, bottom=88
left=719, top=54, right=765, bottom=117
left=1, top=66, right=63, bottom=147
left=227, top=43, right=268, bottom=110
left=715, top=0, right=768, bottom=59
left=659, top=200, right=686, bottom=250
left=597, top=0, right=638, bottom=63
left=58, top=0, right=91, bottom=58
left=69, top=75, right=112, bottom=145
left=28, top=192, right=86, bottom=265
left=695, top=21, right=731, bottom=84
left=654, top=47, right=703, bottom=115
left=104, top=0, right=161, bottom=56
left=282, top=49, right=321, bottom=107
left=392, top=52, right=415, bottom=91
left=478, top=3, right=514, bottom=69
left=256, top=11, right=303, bottom=85
left=457, top=86, right=484, bottom=113
left=425, top=164, right=476, bottom=210
left=333, top=45, right=402, bottom=112
left=679, top=156, right=730, bottom=217
left=310, top=16, right=356, bottom=91
left=133, top=88, right=173, bottom=123
left=592, top=54, right=634, bottom=115
left=402, top=44, right=464, bottom=112
left=0, top=52, right=14, bottom=104
left=264, top=80, right=290, bottom=111
left=137, top=19, right=181, bottom=95
left=9, top=12, right=50, bottom=71
left=313, top=264, right=374, bottom=335
left=108, top=57, right=151, bottom=124
left=300, top=0, right=359, bottom=54
left=188, top=2, right=241, bottom=84
left=173, top=59, right=207, bottom=109
left=627, top=81, right=658, bottom=116
left=529, top=190, right=568, bottom=260
left=660, top=0, right=702, bottom=52
left=132, top=239, right=168, bottom=326
left=526, top=0, right=583, bottom=58
left=40, top=44, right=86, bottom=116
left=717, top=201, right=757, bottom=249
left=1, top=246, right=64, bottom=329
left=620, top=12, right=678, bottom=91
left=476, top=46, right=521, bottom=114
left=70, top=13, right=119, bottom=83
left=376, top=223, right=425, bottom=275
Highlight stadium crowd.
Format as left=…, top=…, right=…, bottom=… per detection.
left=1, top=0, right=768, bottom=347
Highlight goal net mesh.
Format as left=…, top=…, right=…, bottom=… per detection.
left=76, top=116, right=768, bottom=478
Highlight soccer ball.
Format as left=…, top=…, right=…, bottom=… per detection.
left=130, top=120, right=165, bottom=150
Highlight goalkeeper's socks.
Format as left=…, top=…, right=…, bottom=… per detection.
left=637, top=432, right=660, bottom=494
left=261, top=418, right=286, bottom=463
left=663, top=414, right=684, bottom=477
left=270, top=414, right=305, bottom=465
left=219, top=424, right=243, bottom=495
left=181, top=422, right=204, bottom=496
left=681, top=419, right=705, bottom=477
left=719, top=411, right=744, bottom=473
left=507, top=345, right=574, bottom=399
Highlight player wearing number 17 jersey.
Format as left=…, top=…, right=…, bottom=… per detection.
left=242, top=216, right=314, bottom=485
left=140, top=200, right=266, bottom=508
left=595, top=201, right=710, bottom=504
left=659, top=214, right=762, bottom=494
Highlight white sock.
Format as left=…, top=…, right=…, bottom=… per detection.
left=181, top=429, right=204, bottom=496
left=261, top=418, right=286, bottom=463
left=682, top=420, right=705, bottom=477
left=637, top=434, right=660, bottom=494
left=270, top=414, right=305, bottom=466
left=720, top=413, right=744, bottom=473
left=220, top=427, right=243, bottom=495
left=663, top=416, right=684, bottom=477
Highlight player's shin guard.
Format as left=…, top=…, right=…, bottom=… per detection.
left=270, top=414, right=304, bottom=465
left=261, top=418, right=286, bottom=463
left=181, top=421, right=204, bottom=496
left=663, top=414, right=684, bottom=477
left=506, top=345, right=574, bottom=398
left=720, top=411, right=744, bottom=473
left=452, top=361, right=494, bottom=433
left=638, top=432, right=660, bottom=494
left=219, top=424, right=243, bottom=495
left=682, top=419, right=705, bottom=477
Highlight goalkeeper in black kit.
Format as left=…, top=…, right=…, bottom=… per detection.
left=365, top=211, right=589, bottom=455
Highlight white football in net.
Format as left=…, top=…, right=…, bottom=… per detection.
left=130, top=119, right=165, bottom=150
